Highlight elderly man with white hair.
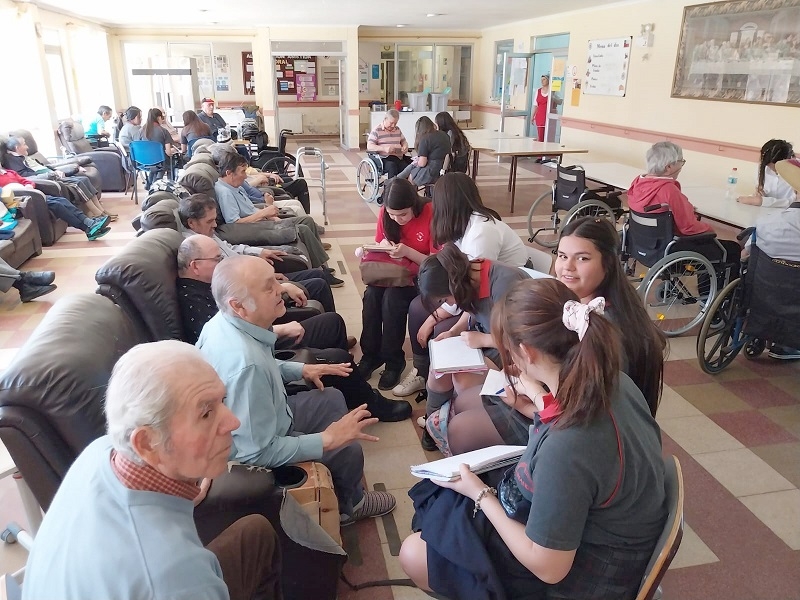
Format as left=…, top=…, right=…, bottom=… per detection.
left=22, top=341, right=283, bottom=600
left=197, top=254, right=399, bottom=526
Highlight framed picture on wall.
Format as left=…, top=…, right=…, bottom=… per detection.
left=671, top=0, right=800, bottom=106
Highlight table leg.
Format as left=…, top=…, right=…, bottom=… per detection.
left=510, top=156, right=518, bottom=213
left=472, top=149, right=479, bottom=180
left=507, top=158, right=513, bottom=192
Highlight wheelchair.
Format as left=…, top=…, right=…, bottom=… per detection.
left=697, top=239, right=800, bottom=374
left=356, top=152, right=386, bottom=203
left=621, top=205, right=738, bottom=337
left=249, top=129, right=303, bottom=178
left=527, top=164, right=623, bottom=248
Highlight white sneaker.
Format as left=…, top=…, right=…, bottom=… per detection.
left=392, top=368, right=426, bottom=397
left=416, top=416, right=426, bottom=428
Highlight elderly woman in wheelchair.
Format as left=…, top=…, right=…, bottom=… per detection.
left=697, top=158, right=800, bottom=373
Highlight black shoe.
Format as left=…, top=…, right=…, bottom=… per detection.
left=420, top=429, right=438, bottom=452
left=19, top=271, right=56, bottom=286
left=368, top=390, right=412, bottom=422
left=19, top=283, right=57, bottom=303
left=357, top=357, right=384, bottom=379
left=378, top=364, right=404, bottom=391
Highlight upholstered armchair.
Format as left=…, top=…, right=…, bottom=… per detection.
left=56, top=119, right=130, bottom=192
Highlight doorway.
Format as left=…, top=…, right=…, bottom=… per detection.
left=529, top=33, right=569, bottom=143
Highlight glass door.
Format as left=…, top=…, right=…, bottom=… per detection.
left=338, top=57, right=348, bottom=147
left=499, top=52, right=534, bottom=133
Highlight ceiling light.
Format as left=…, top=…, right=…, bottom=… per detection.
left=396, top=24, right=407, bottom=27
left=426, top=13, right=441, bottom=17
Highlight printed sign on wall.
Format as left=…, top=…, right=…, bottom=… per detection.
left=584, top=37, right=632, bottom=97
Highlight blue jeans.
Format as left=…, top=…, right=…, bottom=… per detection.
left=45, top=195, right=88, bottom=231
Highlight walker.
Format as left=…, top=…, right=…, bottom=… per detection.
left=294, top=147, right=329, bottom=225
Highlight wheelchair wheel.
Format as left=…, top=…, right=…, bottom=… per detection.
left=744, top=338, right=766, bottom=360
left=527, top=190, right=559, bottom=248
left=262, top=156, right=300, bottom=178
left=697, top=278, right=743, bottom=374
left=638, top=251, right=717, bottom=337
left=356, top=158, right=380, bottom=202
left=562, top=199, right=617, bottom=230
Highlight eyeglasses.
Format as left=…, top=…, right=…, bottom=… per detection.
left=675, top=159, right=686, bottom=166
left=193, top=255, right=224, bottom=263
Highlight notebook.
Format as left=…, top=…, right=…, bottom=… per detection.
left=362, top=244, right=393, bottom=252
left=429, top=336, right=487, bottom=376
left=479, top=369, right=533, bottom=398
left=410, top=445, right=527, bottom=482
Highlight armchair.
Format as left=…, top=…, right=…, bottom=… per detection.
left=0, top=195, right=43, bottom=268
left=8, top=129, right=103, bottom=193
left=56, top=119, right=130, bottom=192
left=94, top=228, right=322, bottom=341
left=10, top=189, right=68, bottom=247
left=0, top=293, right=345, bottom=599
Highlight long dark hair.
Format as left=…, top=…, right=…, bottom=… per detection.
left=491, top=278, right=621, bottom=429
left=418, top=243, right=479, bottom=314
left=435, top=111, right=469, bottom=155
left=142, top=108, right=163, bottom=141
left=758, top=139, right=794, bottom=194
left=181, top=110, right=211, bottom=139
left=381, top=178, right=429, bottom=243
left=558, top=217, right=666, bottom=416
left=432, top=172, right=500, bottom=246
left=413, top=116, right=436, bottom=150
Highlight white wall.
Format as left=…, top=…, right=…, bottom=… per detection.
left=474, top=0, right=798, bottom=191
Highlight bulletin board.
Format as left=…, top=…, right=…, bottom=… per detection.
left=242, top=51, right=255, bottom=95
left=584, top=37, right=632, bottom=97
left=275, top=55, right=317, bottom=99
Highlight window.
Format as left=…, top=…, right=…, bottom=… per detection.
left=44, top=48, right=71, bottom=120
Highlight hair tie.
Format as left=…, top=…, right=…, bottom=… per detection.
left=562, top=297, right=605, bottom=341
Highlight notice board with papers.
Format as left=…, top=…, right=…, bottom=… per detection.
left=584, top=37, right=632, bottom=97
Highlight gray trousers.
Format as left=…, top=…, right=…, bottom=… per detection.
left=287, top=388, right=364, bottom=516
left=0, top=258, right=21, bottom=293
left=291, top=216, right=329, bottom=268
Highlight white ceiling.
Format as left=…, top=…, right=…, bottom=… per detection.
left=29, top=0, right=630, bottom=30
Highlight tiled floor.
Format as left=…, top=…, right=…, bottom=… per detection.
left=1, top=139, right=799, bottom=598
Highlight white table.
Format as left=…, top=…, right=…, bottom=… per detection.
left=683, top=186, right=780, bottom=229
left=476, top=138, right=589, bottom=212
left=1, top=439, right=43, bottom=536
left=369, top=111, right=450, bottom=149
left=579, top=162, right=643, bottom=191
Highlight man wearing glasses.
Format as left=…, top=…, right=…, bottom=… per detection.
left=367, top=109, right=411, bottom=179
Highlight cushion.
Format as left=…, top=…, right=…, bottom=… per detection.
left=139, top=198, right=180, bottom=233
left=95, top=228, right=185, bottom=341
left=142, top=191, right=180, bottom=212
left=187, top=154, right=216, bottom=168
left=179, top=171, right=214, bottom=195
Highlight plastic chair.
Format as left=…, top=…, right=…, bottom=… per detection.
left=128, top=140, right=166, bottom=205
left=636, top=455, right=684, bottom=600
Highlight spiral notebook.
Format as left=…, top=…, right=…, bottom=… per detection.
left=429, top=336, right=487, bottom=376
left=410, top=445, right=527, bottom=482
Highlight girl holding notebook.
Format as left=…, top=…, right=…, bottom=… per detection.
left=356, top=179, right=435, bottom=391
left=400, top=277, right=667, bottom=600
left=440, top=217, right=667, bottom=456
left=416, top=243, right=528, bottom=453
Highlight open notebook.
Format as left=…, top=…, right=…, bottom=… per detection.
left=410, top=445, right=526, bottom=482
left=429, top=336, right=487, bottom=376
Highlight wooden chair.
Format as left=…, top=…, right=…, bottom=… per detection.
left=636, top=455, right=685, bottom=600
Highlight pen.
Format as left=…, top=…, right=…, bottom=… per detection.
left=495, top=387, right=505, bottom=395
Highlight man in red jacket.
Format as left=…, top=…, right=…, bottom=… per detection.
left=627, top=141, right=740, bottom=264
left=0, top=168, right=110, bottom=240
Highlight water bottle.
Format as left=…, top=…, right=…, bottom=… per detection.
left=725, top=168, right=738, bottom=200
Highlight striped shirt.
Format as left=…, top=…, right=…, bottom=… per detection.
left=368, top=123, right=407, bottom=158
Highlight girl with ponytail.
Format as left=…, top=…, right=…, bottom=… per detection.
left=400, top=278, right=667, bottom=600
left=738, top=139, right=796, bottom=207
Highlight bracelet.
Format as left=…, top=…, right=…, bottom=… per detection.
left=473, top=486, right=497, bottom=518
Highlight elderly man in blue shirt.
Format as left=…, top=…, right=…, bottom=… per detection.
left=197, top=255, right=399, bottom=525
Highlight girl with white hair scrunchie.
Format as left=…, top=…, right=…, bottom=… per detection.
left=400, top=277, right=667, bottom=600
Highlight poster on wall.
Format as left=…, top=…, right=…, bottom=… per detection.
left=584, top=37, right=632, bottom=96
left=274, top=55, right=318, bottom=97
left=242, top=51, right=255, bottom=95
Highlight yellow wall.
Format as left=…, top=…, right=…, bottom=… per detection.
left=475, top=0, right=795, bottom=191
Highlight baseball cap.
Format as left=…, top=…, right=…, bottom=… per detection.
left=201, top=98, right=215, bottom=105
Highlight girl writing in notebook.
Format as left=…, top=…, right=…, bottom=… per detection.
left=737, top=139, right=796, bottom=207
left=441, top=217, right=666, bottom=456
left=400, top=277, right=667, bottom=600
left=356, top=179, right=435, bottom=391
left=416, top=243, right=528, bottom=453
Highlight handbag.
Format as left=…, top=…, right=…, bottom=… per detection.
left=358, top=250, right=415, bottom=287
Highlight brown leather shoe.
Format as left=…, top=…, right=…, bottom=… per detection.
left=322, top=242, right=332, bottom=250
left=347, top=336, right=357, bottom=350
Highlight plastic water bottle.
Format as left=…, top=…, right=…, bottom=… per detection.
left=725, top=168, right=738, bottom=200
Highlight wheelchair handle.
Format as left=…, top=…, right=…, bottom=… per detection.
left=643, top=203, right=669, bottom=213
left=737, top=227, right=755, bottom=243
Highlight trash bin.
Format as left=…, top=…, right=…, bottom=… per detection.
left=430, top=92, right=449, bottom=112
left=407, top=92, right=428, bottom=112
